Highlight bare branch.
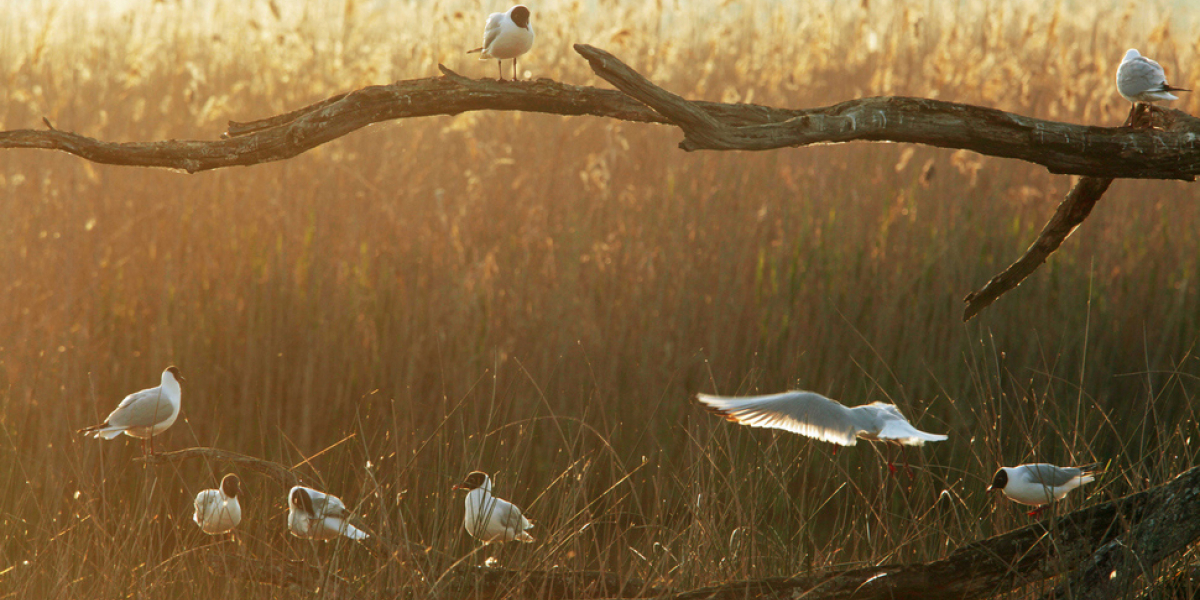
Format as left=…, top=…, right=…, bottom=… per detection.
left=137, top=447, right=301, bottom=488
left=573, top=44, right=1200, bottom=181
left=0, top=47, right=1197, bottom=181
left=962, top=176, right=1113, bottom=321
left=4, top=45, right=1197, bottom=320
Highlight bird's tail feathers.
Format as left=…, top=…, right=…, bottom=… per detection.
left=515, top=531, right=535, bottom=543
left=343, top=523, right=370, bottom=540
left=79, top=424, right=123, bottom=439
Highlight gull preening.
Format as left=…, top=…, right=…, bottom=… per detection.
left=452, top=471, right=535, bottom=543
left=287, top=486, right=369, bottom=541
left=468, top=5, right=534, bottom=81
left=1116, top=49, right=1189, bottom=104
left=193, top=474, right=242, bottom=535
left=988, top=463, right=1100, bottom=516
left=79, top=366, right=184, bottom=454
left=697, top=390, right=948, bottom=447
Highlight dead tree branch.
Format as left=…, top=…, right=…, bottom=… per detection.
left=2, top=46, right=1199, bottom=180
left=672, top=465, right=1200, bottom=600
left=137, top=447, right=301, bottom=488
left=3, top=45, right=1197, bottom=318
left=961, top=176, right=1113, bottom=321
left=572, top=45, right=1200, bottom=180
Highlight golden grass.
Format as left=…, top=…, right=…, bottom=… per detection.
left=1, top=0, right=1200, bottom=597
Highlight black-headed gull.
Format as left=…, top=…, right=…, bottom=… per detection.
left=79, top=366, right=184, bottom=454
left=697, top=391, right=947, bottom=447
left=452, top=471, right=534, bottom=543
left=988, top=463, right=1100, bottom=516
left=1116, top=49, right=1189, bottom=104
left=467, top=5, right=534, bottom=81
left=287, top=486, right=369, bottom=541
left=193, top=474, right=242, bottom=535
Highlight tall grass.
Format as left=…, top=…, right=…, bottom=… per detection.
left=1, top=0, right=1199, bottom=597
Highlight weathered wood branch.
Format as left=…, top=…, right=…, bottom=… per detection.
left=137, top=446, right=301, bottom=488
left=3, top=45, right=1196, bottom=319
left=0, top=65, right=802, bottom=174
left=1043, top=468, right=1200, bottom=600
left=671, top=465, right=1200, bottom=600
left=0, top=45, right=1196, bottom=181
left=959, top=105, right=1165, bottom=321
left=572, top=44, right=1200, bottom=181
left=961, top=176, right=1113, bottom=321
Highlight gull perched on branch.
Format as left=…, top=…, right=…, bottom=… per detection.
left=193, top=474, right=242, bottom=535
left=287, top=486, right=369, bottom=541
left=1116, top=49, right=1189, bottom=104
left=988, top=463, right=1101, bottom=516
left=452, top=471, right=535, bottom=543
left=467, top=5, right=535, bottom=81
left=79, top=366, right=184, bottom=455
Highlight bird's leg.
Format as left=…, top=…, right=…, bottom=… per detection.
left=497, top=60, right=504, bottom=81
left=513, top=58, right=519, bottom=81
left=1026, top=504, right=1050, bottom=518
left=886, top=444, right=897, bottom=475
left=901, top=445, right=914, bottom=479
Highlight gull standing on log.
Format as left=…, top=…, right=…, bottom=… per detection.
left=468, top=5, right=535, bottom=81
left=988, top=463, right=1101, bottom=516
left=1116, top=49, right=1189, bottom=104
left=79, top=366, right=184, bottom=455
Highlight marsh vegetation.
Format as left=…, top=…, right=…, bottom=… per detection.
left=1, top=0, right=1198, bottom=597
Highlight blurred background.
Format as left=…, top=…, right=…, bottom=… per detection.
left=1, top=0, right=1198, bottom=597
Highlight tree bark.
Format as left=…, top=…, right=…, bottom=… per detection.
left=669, top=465, right=1200, bottom=600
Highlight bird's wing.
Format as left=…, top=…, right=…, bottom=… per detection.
left=1022, top=464, right=1087, bottom=487
left=875, top=412, right=948, bottom=444
left=314, top=490, right=348, bottom=517
left=194, top=489, right=219, bottom=514
left=1119, top=57, right=1168, bottom=93
left=106, top=387, right=174, bottom=427
left=496, top=498, right=528, bottom=531
left=698, top=391, right=860, bottom=446
left=482, top=12, right=505, bottom=51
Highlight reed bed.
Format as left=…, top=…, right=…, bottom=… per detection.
left=1, top=0, right=1199, bottom=597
